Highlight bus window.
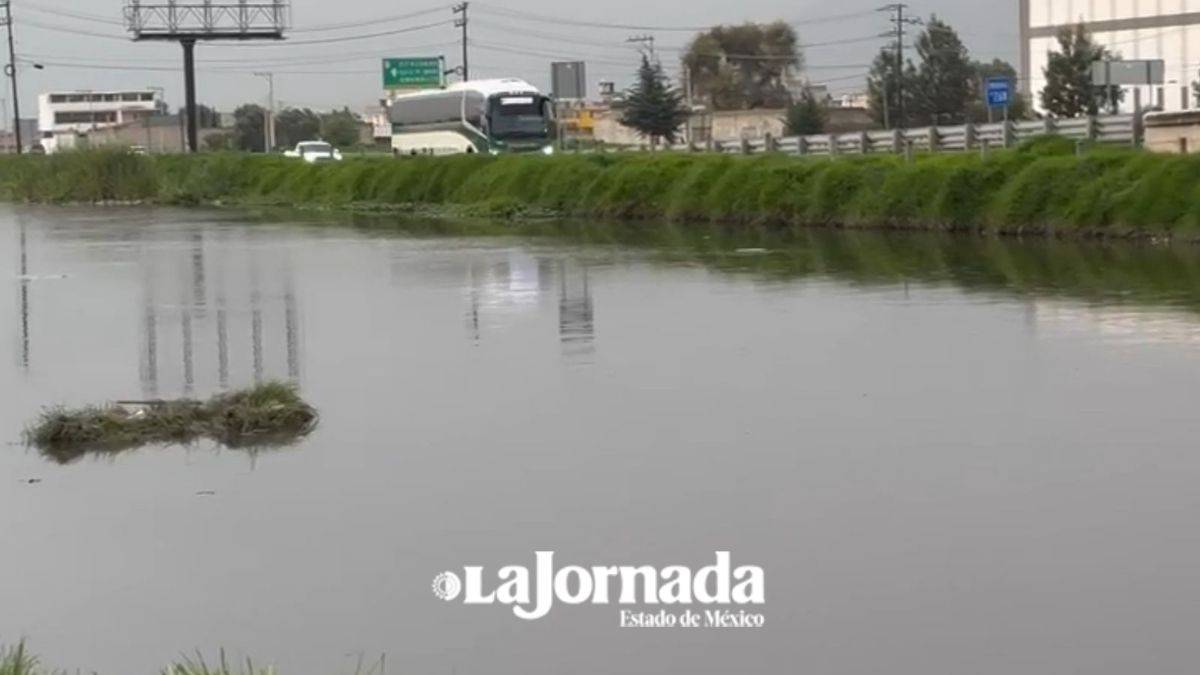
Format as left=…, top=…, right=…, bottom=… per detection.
left=489, top=96, right=548, bottom=139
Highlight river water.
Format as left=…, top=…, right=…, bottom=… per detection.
left=2, top=205, right=1200, bottom=675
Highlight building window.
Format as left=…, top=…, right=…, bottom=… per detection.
left=49, top=94, right=67, bottom=103
left=54, top=111, right=118, bottom=125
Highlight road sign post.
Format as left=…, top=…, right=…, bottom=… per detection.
left=985, top=77, right=1013, bottom=124
left=383, top=57, right=446, bottom=91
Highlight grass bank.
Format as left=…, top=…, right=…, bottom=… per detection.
left=2, top=138, right=1200, bottom=238
left=25, top=382, right=319, bottom=464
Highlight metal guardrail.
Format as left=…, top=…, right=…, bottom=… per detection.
left=643, top=115, right=1139, bottom=157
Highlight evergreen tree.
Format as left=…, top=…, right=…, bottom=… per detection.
left=783, top=87, right=829, bottom=135
left=178, top=104, right=222, bottom=129
left=274, top=108, right=322, bottom=148
left=1040, top=24, right=1121, bottom=117
left=232, top=104, right=266, bottom=152
left=619, top=55, right=689, bottom=145
left=320, top=108, right=363, bottom=148
left=911, top=18, right=975, bottom=125
left=867, top=46, right=918, bottom=128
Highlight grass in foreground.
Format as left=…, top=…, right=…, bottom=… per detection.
left=163, top=651, right=276, bottom=675
left=0, top=642, right=40, bottom=675
left=1, top=643, right=389, bottom=675
left=24, top=382, right=319, bottom=464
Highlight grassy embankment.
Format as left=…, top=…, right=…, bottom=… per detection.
left=2, top=138, right=1200, bottom=238
left=24, top=382, right=319, bottom=464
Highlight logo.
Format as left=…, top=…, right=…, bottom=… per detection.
left=431, top=571, right=463, bottom=601
left=431, top=551, right=765, bottom=627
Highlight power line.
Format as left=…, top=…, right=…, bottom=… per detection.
left=20, top=18, right=128, bottom=41
left=234, top=19, right=455, bottom=47
left=291, top=4, right=452, bottom=33
left=473, top=3, right=877, bottom=32
left=21, top=2, right=124, bottom=26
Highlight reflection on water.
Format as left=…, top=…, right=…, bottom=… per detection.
left=8, top=207, right=1200, bottom=675
left=134, top=227, right=302, bottom=399
left=460, top=250, right=596, bottom=358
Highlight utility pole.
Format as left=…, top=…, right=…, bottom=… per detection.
left=3, top=1, right=21, bottom=154
left=254, top=71, right=275, bottom=151
left=879, top=3, right=921, bottom=130
left=453, top=3, right=469, bottom=81
left=627, top=34, right=656, bottom=63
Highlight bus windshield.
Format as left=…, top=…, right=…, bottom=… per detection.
left=489, top=95, right=549, bottom=139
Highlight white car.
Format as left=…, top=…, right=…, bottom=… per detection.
left=284, top=141, right=343, bottom=163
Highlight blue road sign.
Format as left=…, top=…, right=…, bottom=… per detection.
left=985, top=77, right=1012, bottom=108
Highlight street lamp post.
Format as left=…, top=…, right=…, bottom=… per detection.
left=253, top=72, right=275, bottom=151
left=146, top=85, right=165, bottom=152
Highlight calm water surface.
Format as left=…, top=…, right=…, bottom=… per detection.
left=2, top=205, right=1200, bottom=675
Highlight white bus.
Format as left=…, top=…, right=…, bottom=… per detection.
left=388, top=78, right=556, bottom=156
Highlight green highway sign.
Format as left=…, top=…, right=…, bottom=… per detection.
left=383, top=57, right=445, bottom=90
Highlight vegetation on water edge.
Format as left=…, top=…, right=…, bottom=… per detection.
left=0, top=642, right=387, bottom=675
left=24, top=382, right=319, bottom=464
left=0, top=642, right=39, bottom=675
left=1, top=138, right=1200, bottom=238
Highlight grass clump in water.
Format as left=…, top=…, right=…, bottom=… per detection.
left=163, top=651, right=276, bottom=675
left=24, top=382, right=319, bottom=464
left=0, top=642, right=42, bottom=675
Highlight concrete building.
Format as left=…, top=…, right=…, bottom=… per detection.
left=589, top=106, right=875, bottom=147
left=1021, top=1, right=1200, bottom=112
left=37, top=90, right=160, bottom=151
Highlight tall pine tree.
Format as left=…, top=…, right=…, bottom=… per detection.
left=911, top=18, right=975, bottom=125
left=783, top=87, right=828, bottom=135
left=620, top=55, right=690, bottom=145
left=867, top=46, right=918, bottom=128
left=1041, top=24, right=1121, bottom=117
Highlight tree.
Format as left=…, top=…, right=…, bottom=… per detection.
left=783, top=87, right=828, bottom=135
left=967, top=59, right=1031, bottom=122
left=619, top=55, right=690, bottom=145
left=178, top=104, right=221, bottom=129
left=321, top=108, right=363, bottom=147
left=274, top=108, right=321, bottom=148
left=911, top=17, right=975, bottom=125
left=682, top=22, right=802, bottom=110
left=232, top=104, right=266, bottom=152
left=203, top=131, right=235, bottom=151
left=867, top=46, right=918, bottom=128
left=1040, top=24, right=1121, bottom=117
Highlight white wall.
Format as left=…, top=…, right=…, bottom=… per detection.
left=1026, top=1, right=1200, bottom=112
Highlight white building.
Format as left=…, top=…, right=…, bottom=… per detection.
left=37, top=90, right=160, bottom=148
left=1021, top=1, right=1200, bottom=112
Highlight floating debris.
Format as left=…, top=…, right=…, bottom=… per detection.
left=24, top=382, right=319, bottom=464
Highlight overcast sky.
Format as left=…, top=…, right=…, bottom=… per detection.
left=12, top=0, right=1019, bottom=113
